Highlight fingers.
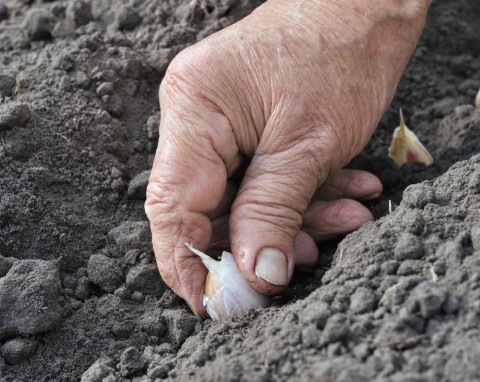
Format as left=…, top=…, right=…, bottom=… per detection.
left=207, top=181, right=237, bottom=220
left=145, top=64, right=241, bottom=315
left=313, top=169, right=382, bottom=201
left=293, top=231, right=319, bottom=269
left=211, top=198, right=372, bottom=271
left=303, top=199, right=374, bottom=241
left=229, top=141, right=326, bottom=295
left=210, top=217, right=319, bottom=270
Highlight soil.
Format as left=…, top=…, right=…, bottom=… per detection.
left=0, top=0, right=479, bottom=381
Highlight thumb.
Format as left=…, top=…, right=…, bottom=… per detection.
left=230, top=141, right=328, bottom=294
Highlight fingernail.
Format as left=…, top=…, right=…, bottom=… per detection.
left=184, top=299, right=198, bottom=315
left=361, top=192, right=382, bottom=201
left=255, top=247, right=288, bottom=286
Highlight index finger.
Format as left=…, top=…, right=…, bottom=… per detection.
left=145, top=67, right=240, bottom=314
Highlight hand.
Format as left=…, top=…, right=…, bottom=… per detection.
left=145, top=0, right=431, bottom=315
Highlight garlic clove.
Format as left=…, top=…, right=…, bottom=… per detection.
left=185, top=243, right=270, bottom=320
left=475, top=88, right=480, bottom=108
left=388, top=108, right=433, bottom=167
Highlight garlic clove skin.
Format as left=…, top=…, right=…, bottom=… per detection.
left=185, top=243, right=270, bottom=320
left=475, top=88, right=480, bottom=108
left=388, top=108, right=433, bottom=167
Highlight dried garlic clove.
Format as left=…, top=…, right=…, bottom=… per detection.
left=475, top=88, right=480, bottom=108
left=185, top=243, right=270, bottom=320
left=388, top=108, right=433, bottom=167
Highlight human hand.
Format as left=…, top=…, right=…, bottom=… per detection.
left=145, top=0, right=431, bottom=315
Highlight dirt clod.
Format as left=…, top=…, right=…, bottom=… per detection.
left=87, top=254, right=123, bottom=293
left=0, top=260, right=61, bottom=339
left=114, top=6, right=142, bottom=32
left=126, top=263, right=164, bottom=296
left=0, top=102, right=31, bottom=131
left=407, top=281, right=448, bottom=320
left=402, top=184, right=436, bottom=209
left=80, top=358, right=118, bottom=382
left=24, top=9, right=52, bottom=41
left=108, top=221, right=151, bottom=252
left=1, top=338, right=37, bottom=365
left=117, top=347, right=146, bottom=377
left=394, top=233, right=424, bottom=260
left=127, top=170, right=150, bottom=200
left=0, top=75, right=15, bottom=98
left=66, top=0, right=93, bottom=27
left=350, top=287, right=377, bottom=314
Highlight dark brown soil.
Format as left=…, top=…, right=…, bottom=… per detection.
left=0, top=0, right=479, bottom=381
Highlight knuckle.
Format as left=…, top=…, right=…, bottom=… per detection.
left=160, top=57, right=194, bottom=99
left=144, top=181, right=179, bottom=226
left=231, top=190, right=303, bottom=235
left=160, top=45, right=215, bottom=100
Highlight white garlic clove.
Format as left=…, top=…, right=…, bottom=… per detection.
left=185, top=243, right=270, bottom=320
left=475, top=88, right=480, bottom=108
left=388, top=108, right=433, bottom=167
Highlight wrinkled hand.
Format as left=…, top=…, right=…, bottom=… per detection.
left=145, top=0, right=430, bottom=315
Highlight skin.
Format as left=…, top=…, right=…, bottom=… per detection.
left=145, top=0, right=432, bottom=316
